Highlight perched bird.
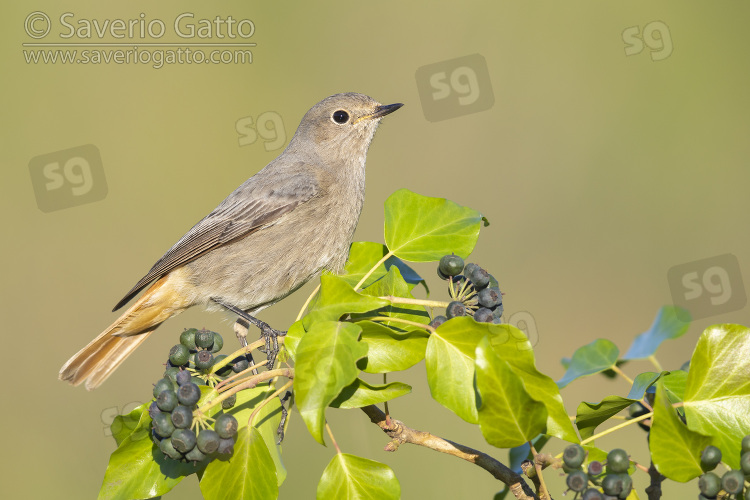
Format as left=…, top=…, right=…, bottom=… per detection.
left=59, top=92, right=403, bottom=390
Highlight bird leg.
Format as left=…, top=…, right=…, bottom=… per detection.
left=276, top=390, right=293, bottom=444
left=211, top=297, right=286, bottom=368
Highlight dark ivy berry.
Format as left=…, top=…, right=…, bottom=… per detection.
left=153, top=378, right=174, bottom=399
left=176, top=369, right=191, bottom=386
left=152, top=412, right=175, bottom=438
left=478, top=287, right=501, bottom=308
left=217, top=437, right=235, bottom=455
left=601, top=474, right=623, bottom=496
left=429, top=315, right=447, bottom=329
left=156, top=389, right=178, bottom=412
left=563, top=444, right=586, bottom=469
left=473, top=307, right=494, bottom=323
left=214, top=413, right=239, bottom=439
left=222, top=393, right=237, bottom=410
left=151, top=429, right=163, bottom=446
left=742, top=434, right=750, bottom=454
left=721, top=469, right=744, bottom=495
left=185, top=446, right=206, bottom=463
left=741, top=450, right=750, bottom=475
left=466, top=265, right=490, bottom=289
left=566, top=470, right=588, bottom=492
left=163, top=366, right=181, bottom=384
left=171, top=428, right=197, bottom=453
left=232, top=357, right=250, bottom=373
left=194, top=350, right=214, bottom=371
left=700, top=445, right=722, bottom=472
left=177, top=382, right=201, bottom=406
left=210, top=332, right=224, bottom=353
left=180, top=328, right=198, bottom=351
left=463, top=263, right=480, bottom=280
left=588, top=460, right=604, bottom=477
left=171, top=405, right=194, bottom=429
left=159, top=436, right=183, bottom=460
left=437, top=267, right=449, bottom=281
left=445, top=301, right=467, bottom=319
left=581, top=488, right=604, bottom=500
left=698, top=472, right=721, bottom=498
left=197, top=429, right=221, bottom=454
left=214, top=354, right=233, bottom=377
left=195, top=329, right=214, bottom=349
left=606, top=448, right=630, bottom=473
left=439, top=254, right=465, bottom=277
left=168, top=344, right=190, bottom=366
left=148, top=400, right=162, bottom=420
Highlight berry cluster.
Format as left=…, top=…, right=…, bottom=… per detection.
left=430, top=254, right=503, bottom=327
left=149, top=328, right=246, bottom=463
left=697, top=439, right=750, bottom=499
left=562, top=445, right=632, bottom=499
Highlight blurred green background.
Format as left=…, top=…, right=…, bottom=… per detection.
left=3, top=1, right=749, bottom=498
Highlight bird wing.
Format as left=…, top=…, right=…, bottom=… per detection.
left=112, top=167, right=319, bottom=311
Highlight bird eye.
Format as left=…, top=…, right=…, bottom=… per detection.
left=332, top=110, right=349, bottom=124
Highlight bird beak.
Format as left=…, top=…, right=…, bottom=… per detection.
left=356, top=103, right=404, bottom=123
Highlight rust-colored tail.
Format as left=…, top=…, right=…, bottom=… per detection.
left=59, top=274, right=190, bottom=390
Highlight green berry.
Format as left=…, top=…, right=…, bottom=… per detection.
left=163, top=366, right=181, bottom=384
left=152, top=412, right=175, bottom=438
left=232, top=357, right=250, bottom=373
left=722, top=469, right=744, bottom=495
left=180, top=328, right=198, bottom=351
left=617, top=473, right=632, bottom=498
left=191, top=376, right=207, bottom=386
left=214, top=354, right=233, bottom=377
left=700, top=445, right=722, bottom=472
left=601, top=474, right=623, bottom=497
left=439, top=254, right=465, bottom=277
left=215, top=413, right=238, bottom=439
left=168, top=344, right=190, bottom=366
left=185, top=445, right=206, bottom=462
left=176, top=370, right=191, bottom=386
left=563, top=444, right=586, bottom=469
left=698, top=472, right=721, bottom=497
left=177, top=382, right=201, bottom=406
left=195, top=329, right=214, bottom=349
left=606, top=449, right=630, bottom=473
left=171, top=428, right=197, bottom=453
left=197, top=429, right=221, bottom=454
left=742, top=434, right=750, bottom=454
left=222, top=393, right=237, bottom=410
left=194, top=350, right=214, bottom=371
left=566, top=470, right=588, bottom=492
left=445, top=301, right=466, bottom=319
left=151, top=429, right=163, bottom=446
left=156, top=390, right=178, bottom=412
left=741, top=450, right=750, bottom=475
left=217, top=437, right=235, bottom=455
left=159, top=436, right=183, bottom=460
left=211, top=332, right=224, bottom=353
left=153, top=378, right=173, bottom=399
left=171, top=405, right=194, bottom=429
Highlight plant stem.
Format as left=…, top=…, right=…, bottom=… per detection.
left=580, top=412, right=653, bottom=446
left=211, top=339, right=267, bottom=374
left=296, top=283, right=321, bottom=321
left=248, top=380, right=294, bottom=428
left=367, top=315, right=435, bottom=333
left=529, top=442, right=550, bottom=500
left=196, top=368, right=293, bottom=415
left=355, top=251, right=394, bottom=291
left=610, top=365, right=635, bottom=385
left=326, top=423, right=342, bottom=454
left=648, top=355, right=663, bottom=372
left=379, top=295, right=451, bottom=309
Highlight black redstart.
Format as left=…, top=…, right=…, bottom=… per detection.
left=59, top=92, right=403, bottom=390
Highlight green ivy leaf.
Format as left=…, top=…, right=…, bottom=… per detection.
left=575, top=396, right=637, bottom=440
left=650, top=379, right=711, bottom=481
left=425, top=317, right=486, bottom=423
left=476, top=337, right=547, bottom=448
left=200, top=427, right=277, bottom=500
left=662, top=370, right=688, bottom=404
left=384, top=189, right=483, bottom=261
left=357, top=320, right=429, bottom=373
left=316, top=453, right=400, bottom=500
left=557, top=339, right=619, bottom=388
left=486, top=325, right=579, bottom=443
left=683, top=324, right=750, bottom=468
left=302, top=275, right=389, bottom=329
left=626, top=372, right=661, bottom=400
left=330, top=378, right=411, bottom=408
left=98, top=410, right=197, bottom=500
left=340, top=241, right=424, bottom=289
left=283, top=320, right=305, bottom=359
left=294, top=321, right=368, bottom=444
left=224, top=384, right=286, bottom=486
left=622, top=306, right=691, bottom=360
left=111, top=402, right=149, bottom=447
left=357, top=266, right=430, bottom=326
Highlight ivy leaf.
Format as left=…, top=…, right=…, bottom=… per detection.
left=384, top=189, right=483, bottom=261
left=683, top=324, right=750, bottom=468
left=475, top=336, right=547, bottom=448
left=317, top=453, right=400, bottom=500
left=283, top=320, right=305, bottom=359
left=200, top=427, right=277, bottom=500
left=622, top=306, right=691, bottom=360
left=575, top=396, right=637, bottom=440
left=357, top=266, right=430, bottom=326
left=98, top=410, right=197, bottom=500
left=425, top=317, right=486, bottom=423
left=302, top=275, right=389, bottom=329
left=357, top=320, right=429, bottom=373
left=650, top=380, right=711, bottom=481
left=111, top=402, right=149, bottom=447
left=340, top=241, right=424, bottom=289
left=330, top=378, right=411, bottom=408
left=626, top=372, right=662, bottom=400
left=294, top=321, right=368, bottom=444
left=557, top=339, right=619, bottom=388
